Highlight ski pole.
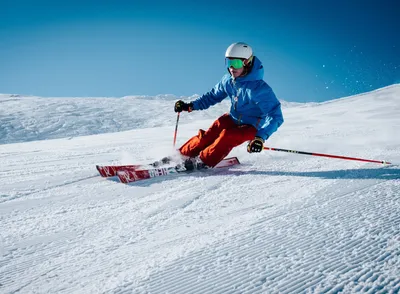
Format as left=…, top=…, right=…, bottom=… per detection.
left=263, top=146, right=391, bottom=165
left=173, top=112, right=180, bottom=147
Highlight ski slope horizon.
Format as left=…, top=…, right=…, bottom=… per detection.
left=0, top=92, right=303, bottom=146
left=1, top=84, right=400, bottom=293
left=0, top=83, right=398, bottom=146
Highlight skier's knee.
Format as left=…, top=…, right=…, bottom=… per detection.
left=219, top=128, right=235, bottom=139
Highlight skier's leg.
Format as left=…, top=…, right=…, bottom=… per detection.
left=199, top=124, right=257, bottom=167
left=179, top=114, right=236, bottom=157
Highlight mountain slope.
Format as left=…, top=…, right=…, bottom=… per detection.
left=1, top=85, right=399, bottom=293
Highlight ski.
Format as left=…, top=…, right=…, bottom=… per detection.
left=117, top=157, right=240, bottom=184
left=96, top=164, right=140, bottom=177
left=96, top=164, right=141, bottom=178
left=96, top=156, right=239, bottom=178
left=96, top=157, right=171, bottom=177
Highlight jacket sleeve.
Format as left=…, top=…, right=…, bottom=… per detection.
left=254, top=87, right=284, bottom=141
left=191, top=79, right=228, bottom=111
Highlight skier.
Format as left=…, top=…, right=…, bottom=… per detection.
left=174, top=42, right=284, bottom=170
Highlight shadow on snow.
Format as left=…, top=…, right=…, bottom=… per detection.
left=241, top=167, right=400, bottom=180
left=110, top=166, right=400, bottom=187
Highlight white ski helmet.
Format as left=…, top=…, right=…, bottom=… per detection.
left=225, top=42, right=253, bottom=59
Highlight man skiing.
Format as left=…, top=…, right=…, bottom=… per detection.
left=174, top=42, right=284, bottom=170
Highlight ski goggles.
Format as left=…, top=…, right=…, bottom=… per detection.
left=225, top=58, right=245, bottom=69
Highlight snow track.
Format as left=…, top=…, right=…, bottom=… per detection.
left=1, top=86, right=399, bottom=293
left=136, top=180, right=400, bottom=294
left=3, top=159, right=398, bottom=293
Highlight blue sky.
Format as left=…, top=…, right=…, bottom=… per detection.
left=0, top=0, right=399, bottom=102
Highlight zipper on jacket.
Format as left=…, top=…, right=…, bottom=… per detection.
left=233, top=80, right=240, bottom=111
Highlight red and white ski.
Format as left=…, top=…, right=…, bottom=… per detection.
left=96, top=164, right=143, bottom=177
left=96, top=157, right=172, bottom=177
left=96, top=157, right=239, bottom=178
left=117, top=157, right=240, bottom=184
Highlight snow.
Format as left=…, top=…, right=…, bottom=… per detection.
left=1, top=85, right=400, bottom=293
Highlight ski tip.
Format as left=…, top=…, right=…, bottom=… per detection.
left=96, top=165, right=118, bottom=177
left=116, top=170, right=129, bottom=184
left=96, top=165, right=105, bottom=172
left=214, top=157, right=240, bottom=168
left=225, top=156, right=240, bottom=165
left=96, top=165, right=106, bottom=177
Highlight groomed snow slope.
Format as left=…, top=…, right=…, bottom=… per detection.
left=1, top=85, right=399, bottom=293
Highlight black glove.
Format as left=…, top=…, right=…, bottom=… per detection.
left=174, top=100, right=193, bottom=113
left=247, top=137, right=264, bottom=153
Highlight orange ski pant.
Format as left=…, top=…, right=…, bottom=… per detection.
left=179, top=113, right=257, bottom=167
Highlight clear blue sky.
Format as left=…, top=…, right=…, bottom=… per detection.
left=1, top=0, right=399, bottom=102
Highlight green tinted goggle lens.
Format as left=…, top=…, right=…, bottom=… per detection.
left=225, top=58, right=244, bottom=69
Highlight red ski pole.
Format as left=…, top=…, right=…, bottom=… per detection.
left=173, top=112, right=180, bottom=147
left=263, top=146, right=391, bottom=165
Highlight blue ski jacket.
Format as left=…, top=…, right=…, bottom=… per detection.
left=191, top=56, right=284, bottom=141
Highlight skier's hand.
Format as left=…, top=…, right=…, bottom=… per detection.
left=174, top=100, right=193, bottom=113
left=247, top=137, right=264, bottom=153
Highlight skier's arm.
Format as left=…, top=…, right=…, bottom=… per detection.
left=254, top=87, right=284, bottom=141
left=191, top=80, right=228, bottom=111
